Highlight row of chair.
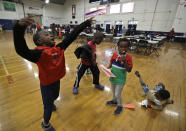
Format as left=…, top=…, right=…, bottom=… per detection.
left=128, top=39, right=164, bottom=56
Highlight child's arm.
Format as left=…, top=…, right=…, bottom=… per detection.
left=121, top=55, right=132, bottom=72
left=13, top=16, right=42, bottom=63
left=166, top=99, right=174, bottom=104
left=56, top=17, right=95, bottom=50
left=107, top=62, right=112, bottom=69
left=123, top=62, right=132, bottom=72
left=107, top=53, right=115, bottom=69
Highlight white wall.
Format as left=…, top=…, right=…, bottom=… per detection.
left=61, top=0, right=183, bottom=32
left=0, top=1, right=23, bottom=20
left=0, top=0, right=66, bottom=26
left=0, top=0, right=185, bottom=33
left=172, top=0, right=186, bottom=33
left=59, top=0, right=85, bottom=25
left=78, top=0, right=180, bottom=32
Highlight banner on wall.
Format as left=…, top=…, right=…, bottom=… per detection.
left=85, top=8, right=106, bottom=18
left=29, top=7, right=40, bottom=11
left=27, top=6, right=42, bottom=15
left=72, top=5, right=76, bottom=16
left=3, top=2, right=16, bottom=11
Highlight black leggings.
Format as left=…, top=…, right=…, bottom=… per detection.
left=74, top=63, right=100, bottom=88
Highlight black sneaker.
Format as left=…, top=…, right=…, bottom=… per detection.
left=52, top=104, right=56, bottom=112
left=106, top=100, right=117, bottom=106
left=114, top=106, right=123, bottom=115
left=41, top=122, right=55, bottom=131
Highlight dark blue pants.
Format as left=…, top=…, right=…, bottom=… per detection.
left=40, top=80, right=60, bottom=124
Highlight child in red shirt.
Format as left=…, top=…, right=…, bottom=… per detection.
left=13, top=16, right=95, bottom=131
left=73, top=32, right=105, bottom=94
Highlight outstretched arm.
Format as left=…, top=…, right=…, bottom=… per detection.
left=13, top=16, right=42, bottom=63
left=56, top=17, right=95, bottom=50
left=135, top=71, right=146, bottom=86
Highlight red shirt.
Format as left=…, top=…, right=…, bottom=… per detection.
left=36, top=46, right=66, bottom=86
left=169, top=30, right=174, bottom=37
left=36, top=24, right=40, bottom=30
left=110, top=52, right=133, bottom=68
left=81, top=41, right=96, bottom=66
left=59, top=28, right=62, bottom=37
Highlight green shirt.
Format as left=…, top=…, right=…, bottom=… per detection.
left=109, top=52, right=132, bottom=85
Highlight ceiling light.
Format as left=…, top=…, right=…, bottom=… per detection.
left=45, top=0, right=49, bottom=4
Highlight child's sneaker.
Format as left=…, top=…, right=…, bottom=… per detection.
left=106, top=100, right=117, bottom=106
left=52, top=104, right=56, bottom=112
left=114, top=106, right=123, bottom=115
left=73, top=88, right=78, bottom=94
left=135, top=71, right=140, bottom=77
left=41, top=122, right=55, bottom=131
left=95, top=85, right=104, bottom=90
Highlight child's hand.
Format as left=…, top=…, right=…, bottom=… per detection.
left=107, top=62, right=112, bottom=69
left=18, top=16, right=35, bottom=27
left=135, top=71, right=140, bottom=77
left=142, top=104, right=152, bottom=108
left=121, top=55, right=126, bottom=63
left=88, top=17, right=96, bottom=25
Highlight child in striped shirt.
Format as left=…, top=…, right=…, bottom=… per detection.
left=106, top=38, right=133, bottom=115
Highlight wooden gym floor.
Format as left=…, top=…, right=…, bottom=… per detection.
left=0, top=32, right=185, bottom=131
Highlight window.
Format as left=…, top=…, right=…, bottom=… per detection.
left=98, top=6, right=106, bottom=9
left=110, top=4, right=120, bottom=14
left=122, top=2, right=134, bottom=13
left=128, top=20, right=138, bottom=24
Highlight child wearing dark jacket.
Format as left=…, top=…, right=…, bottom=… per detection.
left=73, top=32, right=105, bottom=94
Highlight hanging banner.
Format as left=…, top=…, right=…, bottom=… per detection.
left=72, top=5, right=76, bottom=16
left=3, top=2, right=16, bottom=11
left=85, top=8, right=106, bottom=18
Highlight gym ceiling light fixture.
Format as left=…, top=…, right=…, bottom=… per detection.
left=45, top=0, right=50, bottom=4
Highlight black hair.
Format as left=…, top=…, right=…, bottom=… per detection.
left=93, top=32, right=104, bottom=39
left=33, top=30, right=43, bottom=46
left=158, top=89, right=170, bottom=100
left=117, top=38, right=130, bottom=47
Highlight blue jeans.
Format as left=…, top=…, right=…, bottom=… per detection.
left=111, top=83, right=124, bottom=107
left=139, top=77, right=150, bottom=95
left=142, top=85, right=150, bottom=95
left=40, top=80, right=60, bottom=123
